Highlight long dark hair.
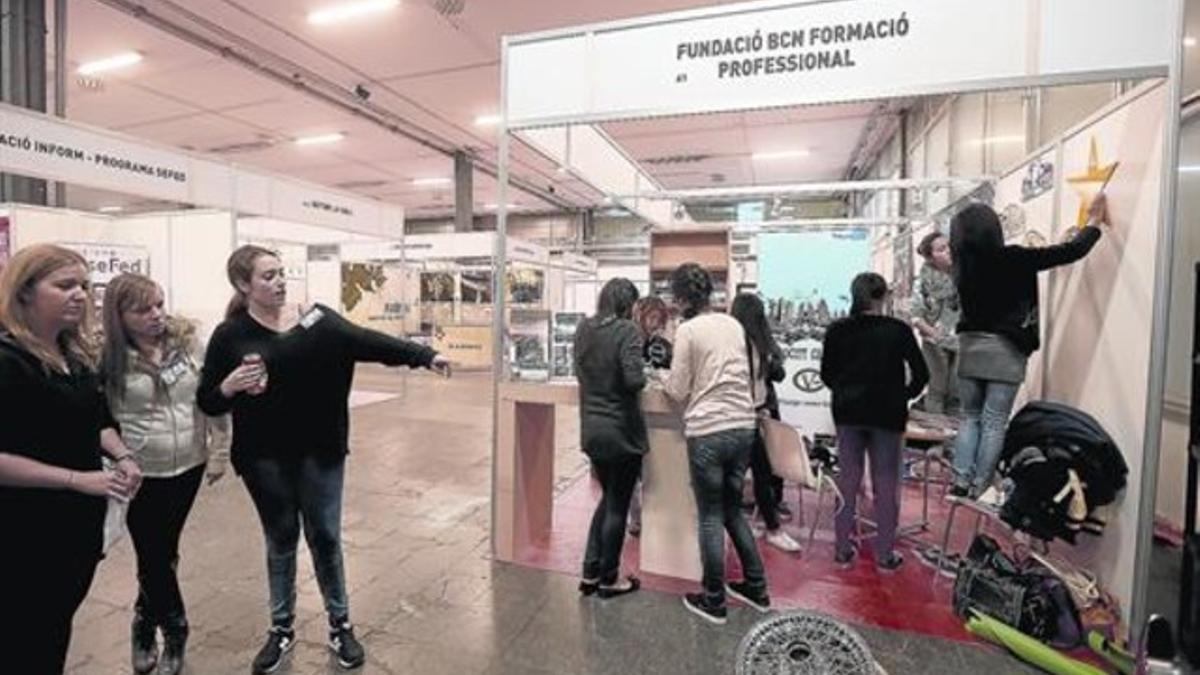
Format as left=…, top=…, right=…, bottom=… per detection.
left=596, top=277, right=639, bottom=321
left=670, top=263, right=713, bottom=319
left=225, top=244, right=277, bottom=318
left=849, top=272, right=889, bottom=316
left=731, top=293, right=783, bottom=381
left=949, top=203, right=1005, bottom=319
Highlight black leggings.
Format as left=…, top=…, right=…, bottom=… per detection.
left=2, top=549, right=100, bottom=673
left=749, top=431, right=785, bottom=531
left=126, top=463, right=205, bottom=629
left=582, top=455, right=643, bottom=585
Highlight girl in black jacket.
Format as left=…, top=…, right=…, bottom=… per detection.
left=948, top=196, right=1108, bottom=498
left=731, top=293, right=800, bottom=553
left=0, top=244, right=143, bottom=674
left=197, top=245, right=449, bottom=673
left=575, top=278, right=646, bottom=598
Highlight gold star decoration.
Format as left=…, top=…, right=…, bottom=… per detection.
left=1066, top=137, right=1118, bottom=228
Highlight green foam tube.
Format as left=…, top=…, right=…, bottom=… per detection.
left=1087, top=631, right=1134, bottom=675
left=966, top=611, right=1108, bottom=675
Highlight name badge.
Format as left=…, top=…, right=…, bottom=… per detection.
left=300, top=307, right=325, bottom=329
left=160, top=358, right=189, bottom=386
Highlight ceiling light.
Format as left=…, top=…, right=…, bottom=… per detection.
left=98, top=205, right=124, bottom=213
left=294, top=132, right=345, bottom=146
left=412, top=177, right=452, bottom=187
left=1186, top=36, right=1197, bottom=48
left=971, top=135, right=1025, bottom=145
left=475, top=114, right=502, bottom=127
left=77, top=52, right=143, bottom=76
left=308, top=0, right=400, bottom=25
left=751, top=149, right=811, bottom=161
left=1179, top=165, right=1200, bottom=172
left=485, top=203, right=520, bottom=210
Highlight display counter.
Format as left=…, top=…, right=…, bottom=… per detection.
left=495, top=379, right=702, bottom=581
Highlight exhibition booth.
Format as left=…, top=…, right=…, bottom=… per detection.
left=489, top=0, right=1184, bottom=652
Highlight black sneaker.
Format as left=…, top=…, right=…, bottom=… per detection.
left=329, top=621, right=365, bottom=669
left=834, top=546, right=857, bottom=569
left=725, top=581, right=770, bottom=613
left=252, top=627, right=295, bottom=674
left=682, top=593, right=727, bottom=625
left=877, top=551, right=905, bottom=574
left=948, top=484, right=970, bottom=499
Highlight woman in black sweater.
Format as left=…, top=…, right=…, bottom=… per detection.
left=197, top=245, right=449, bottom=674
left=575, top=278, right=646, bottom=598
left=0, top=244, right=143, bottom=674
left=821, top=273, right=928, bottom=572
left=949, top=197, right=1107, bottom=498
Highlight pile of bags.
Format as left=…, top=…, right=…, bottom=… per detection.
left=997, top=402, right=1128, bottom=544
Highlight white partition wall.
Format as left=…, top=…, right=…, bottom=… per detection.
left=495, top=0, right=1186, bottom=635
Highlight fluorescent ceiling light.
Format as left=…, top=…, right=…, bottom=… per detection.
left=751, top=149, right=810, bottom=161
left=1179, top=165, right=1200, bottom=173
left=971, top=135, right=1025, bottom=145
left=98, top=205, right=124, bottom=213
left=294, top=132, right=345, bottom=146
left=77, top=52, right=143, bottom=76
left=475, top=114, right=502, bottom=127
left=412, top=177, right=452, bottom=187
left=1186, top=36, right=1197, bottom=47
left=308, top=0, right=399, bottom=25
left=485, top=203, right=520, bottom=210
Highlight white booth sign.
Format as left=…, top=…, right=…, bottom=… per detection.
left=507, top=0, right=1170, bottom=126
left=0, top=111, right=189, bottom=201
left=63, top=242, right=150, bottom=308
left=0, top=102, right=404, bottom=239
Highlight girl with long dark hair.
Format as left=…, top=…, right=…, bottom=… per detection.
left=948, top=196, right=1107, bottom=498
left=821, top=273, right=928, bottom=572
left=101, top=273, right=230, bottom=675
left=575, top=278, right=646, bottom=598
left=664, top=264, right=769, bottom=625
left=197, top=245, right=450, bottom=673
left=731, top=293, right=800, bottom=553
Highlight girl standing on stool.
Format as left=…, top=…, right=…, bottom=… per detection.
left=821, top=273, right=928, bottom=572
left=575, top=278, right=646, bottom=598
left=101, top=274, right=230, bottom=675
left=731, top=293, right=801, bottom=553
left=0, top=244, right=142, bottom=674
left=197, top=245, right=450, bottom=674
left=949, top=196, right=1107, bottom=498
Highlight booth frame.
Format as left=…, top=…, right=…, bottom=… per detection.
left=490, top=0, right=1188, bottom=641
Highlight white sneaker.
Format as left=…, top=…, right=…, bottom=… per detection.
left=765, top=529, right=802, bottom=553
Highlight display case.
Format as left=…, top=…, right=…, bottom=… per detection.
left=509, top=308, right=551, bottom=380
left=550, top=311, right=586, bottom=379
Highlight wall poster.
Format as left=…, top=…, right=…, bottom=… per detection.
left=758, top=229, right=870, bottom=436
left=341, top=261, right=408, bottom=336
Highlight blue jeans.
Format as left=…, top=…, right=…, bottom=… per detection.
left=242, top=455, right=349, bottom=629
left=952, top=378, right=1020, bottom=495
left=686, top=428, right=767, bottom=605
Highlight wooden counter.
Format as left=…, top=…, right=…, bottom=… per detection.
left=495, top=380, right=702, bottom=581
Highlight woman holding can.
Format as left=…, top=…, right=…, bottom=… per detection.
left=197, top=245, right=451, bottom=674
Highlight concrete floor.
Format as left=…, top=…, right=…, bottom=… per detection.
left=67, top=367, right=1038, bottom=674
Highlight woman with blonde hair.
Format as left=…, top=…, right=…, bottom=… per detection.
left=101, top=273, right=230, bottom=675
left=0, top=244, right=142, bottom=674
left=197, top=244, right=450, bottom=673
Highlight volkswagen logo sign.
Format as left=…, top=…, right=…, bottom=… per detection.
left=793, top=368, right=824, bottom=393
